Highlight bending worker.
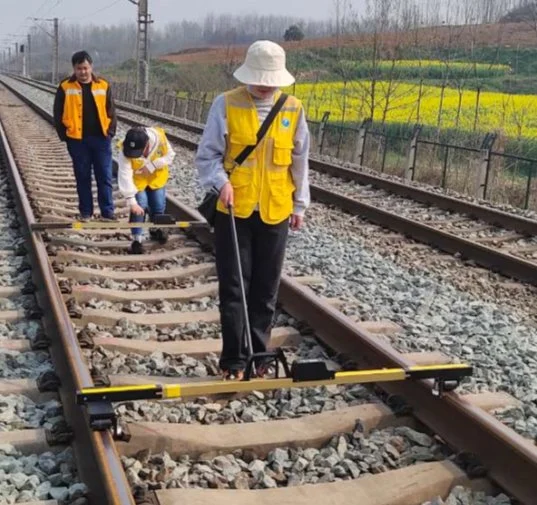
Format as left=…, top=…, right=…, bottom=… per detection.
left=195, top=40, right=310, bottom=381
left=53, top=50, right=117, bottom=221
left=118, top=126, right=176, bottom=254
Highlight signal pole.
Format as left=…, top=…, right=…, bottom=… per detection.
left=129, top=0, right=152, bottom=106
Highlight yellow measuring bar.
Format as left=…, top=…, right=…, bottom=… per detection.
left=69, top=221, right=197, bottom=230
left=76, top=363, right=472, bottom=405
left=31, top=218, right=209, bottom=232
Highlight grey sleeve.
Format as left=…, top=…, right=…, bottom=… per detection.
left=290, top=107, right=311, bottom=216
left=195, top=95, right=229, bottom=192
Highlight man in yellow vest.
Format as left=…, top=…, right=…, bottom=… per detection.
left=53, top=50, right=117, bottom=221
left=195, top=40, right=310, bottom=380
left=118, top=126, right=176, bottom=254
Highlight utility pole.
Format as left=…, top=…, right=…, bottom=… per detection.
left=29, top=17, right=59, bottom=83
left=15, top=43, right=19, bottom=74
left=21, top=43, right=27, bottom=77
left=129, top=0, right=152, bottom=106
left=53, top=18, right=59, bottom=84
left=27, top=34, right=31, bottom=78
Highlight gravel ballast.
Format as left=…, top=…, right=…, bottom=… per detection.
left=122, top=426, right=447, bottom=491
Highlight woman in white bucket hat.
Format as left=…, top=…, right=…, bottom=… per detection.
left=233, top=40, right=296, bottom=88
left=195, top=40, right=311, bottom=381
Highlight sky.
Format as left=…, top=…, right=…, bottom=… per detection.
left=0, top=0, right=342, bottom=50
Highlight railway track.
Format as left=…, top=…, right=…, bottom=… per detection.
left=0, top=76, right=536, bottom=505
left=8, top=74, right=537, bottom=287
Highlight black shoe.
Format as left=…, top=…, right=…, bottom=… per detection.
left=100, top=214, right=118, bottom=222
left=255, top=363, right=276, bottom=378
left=149, top=228, right=168, bottom=245
left=128, top=240, right=144, bottom=254
left=221, top=369, right=244, bottom=381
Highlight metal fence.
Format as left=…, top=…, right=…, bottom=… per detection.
left=312, top=115, right=537, bottom=211
left=113, top=79, right=537, bottom=211
left=113, top=81, right=214, bottom=124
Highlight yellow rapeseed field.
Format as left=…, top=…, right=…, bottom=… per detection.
left=376, top=59, right=508, bottom=72
left=290, top=81, right=537, bottom=138
left=342, top=59, right=509, bottom=76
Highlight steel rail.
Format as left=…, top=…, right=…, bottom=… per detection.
left=0, top=79, right=135, bottom=505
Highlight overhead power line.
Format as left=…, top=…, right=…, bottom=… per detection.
left=64, top=0, right=124, bottom=21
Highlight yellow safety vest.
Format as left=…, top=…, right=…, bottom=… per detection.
left=119, top=127, right=170, bottom=191
left=60, top=76, right=111, bottom=140
left=216, top=87, right=301, bottom=225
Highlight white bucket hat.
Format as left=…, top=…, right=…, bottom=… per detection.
left=233, top=40, right=295, bottom=88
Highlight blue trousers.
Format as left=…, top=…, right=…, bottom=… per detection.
left=66, top=136, right=114, bottom=218
left=130, top=186, right=166, bottom=237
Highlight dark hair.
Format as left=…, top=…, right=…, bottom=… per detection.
left=72, top=51, right=93, bottom=67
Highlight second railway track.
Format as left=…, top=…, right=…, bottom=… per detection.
left=0, top=75, right=537, bottom=505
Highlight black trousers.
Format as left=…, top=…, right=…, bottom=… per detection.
left=214, top=210, right=289, bottom=370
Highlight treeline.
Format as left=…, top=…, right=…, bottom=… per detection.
left=10, top=0, right=536, bottom=79
left=22, top=14, right=331, bottom=78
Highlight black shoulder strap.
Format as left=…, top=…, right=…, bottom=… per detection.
left=233, top=93, right=288, bottom=166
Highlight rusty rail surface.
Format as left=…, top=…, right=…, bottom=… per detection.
left=4, top=75, right=537, bottom=504
left=0, top=80, right=135, bottom=505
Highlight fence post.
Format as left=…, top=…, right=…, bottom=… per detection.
left=126, top=83, right=133, bottom=103
left=317, top=111, right=330, bottom=154
left=150, top=88, right=158, bottom=110
left=185, top=94, right=193, bottom=120
left=380, top=134, right=388, bottom=173
left=405, top=124, right=422, bottom=181
left=177, top=98, right=187, bottom=118
left=117, top=82, right=125, bottom=101
left=476, top=133, right=497, bottom=200
left=165, top=93, right=174, bottom=115
left=197, top=93, right=207, bottom=123
left=352, top=118, right=371, bottom=166
left=524, top=162, right=534, bottom=210
left=336, top=126, right=344, bottom=159
left=129, top=83, right=136, bottom=104
left=441, top=145, right=449, bottom=189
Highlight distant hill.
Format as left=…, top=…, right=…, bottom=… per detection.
left=159, top=22, right=537, bottom=66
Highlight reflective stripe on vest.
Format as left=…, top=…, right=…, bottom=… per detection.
left=216, top=87, right=301, bottom=225
left=119, top=127, right=170, bottom=192
left=60, top=78, right=111, bottom=140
